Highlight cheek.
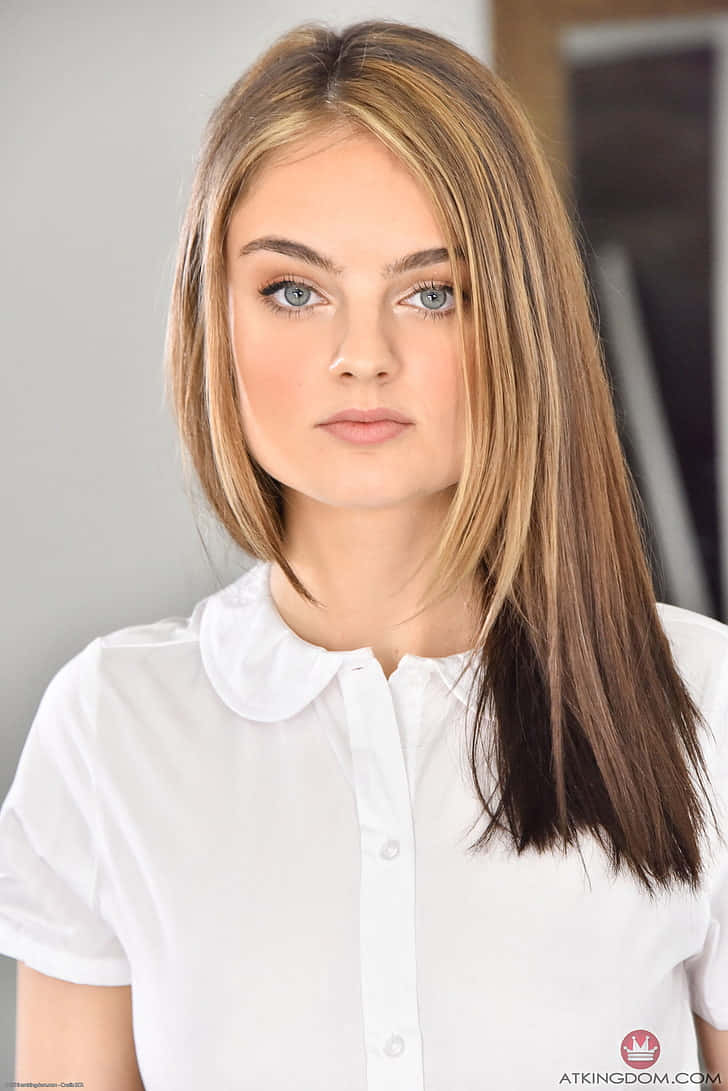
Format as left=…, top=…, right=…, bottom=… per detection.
left=232, top=336, right=311, bottom=448
left=419, top=343, right=465, bottom=424
left=415, top=342, right=467, bottom=471
left=228, top=296, right=300, bottom=420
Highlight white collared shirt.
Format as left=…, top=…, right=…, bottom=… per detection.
left=0, top=558, right=726, bottom=1088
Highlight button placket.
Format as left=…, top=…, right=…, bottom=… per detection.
left=389, top=666, right=427, bottom=809
left=383, top=1033, right=405, bottom=1058
left=341, top=660, right=425, bottom=1090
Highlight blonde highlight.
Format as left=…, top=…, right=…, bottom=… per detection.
left=163, top=18, right=722, bottom=895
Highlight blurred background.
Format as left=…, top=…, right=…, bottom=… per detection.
left=493, top=0, right=728, bottom=629
left=1, top=0, right=726, bottom=1073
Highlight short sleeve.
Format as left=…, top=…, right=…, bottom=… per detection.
left=0, top=638, right=132, bottom=985
left=684, top=697, right=728, bottom=1030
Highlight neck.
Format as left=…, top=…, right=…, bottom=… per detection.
left=269, top=494, right=480, bottom=678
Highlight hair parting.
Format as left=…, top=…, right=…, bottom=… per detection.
left=164, top=18, right=723, bottom=897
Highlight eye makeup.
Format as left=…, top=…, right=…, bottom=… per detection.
left=257, top=274, right=469, bottom=321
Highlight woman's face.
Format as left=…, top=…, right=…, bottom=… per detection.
left=224, top=124, right=471, bottom=513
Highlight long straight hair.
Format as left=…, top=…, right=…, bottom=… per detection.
left=164, top=19, right=722, bottom=897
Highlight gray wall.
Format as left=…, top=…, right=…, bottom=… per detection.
left=0, top=0, right=491, bottom=1074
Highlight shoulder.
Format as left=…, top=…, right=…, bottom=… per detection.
left=41, top=566, right=267, bottom=732
left=657, top=600, right=728, bottom=648
left=43, top=594, right=212, bottom=729
left=94, top=595, right=212, bottom=702
left=656, top=603, right=728, bottom=841
left=97, top=598, right=207, bottom=654
left=656, top=601, right=728, bottom=717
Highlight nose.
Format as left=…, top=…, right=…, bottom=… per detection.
left=329, top=355, right=394, bottom=378
left=328, top=310, right=399, bottom=378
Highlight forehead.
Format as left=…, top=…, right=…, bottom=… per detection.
left=265, top=121, right=373, bottom=167
left=229, top=126, right=443, bottom=250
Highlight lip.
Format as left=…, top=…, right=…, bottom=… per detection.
left=318, top=407, right=413, bottom=424
left=319, top=419, right=412, bottom=445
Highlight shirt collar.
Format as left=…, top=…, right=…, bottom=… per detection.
left=198, top=559, right=479, bottom=722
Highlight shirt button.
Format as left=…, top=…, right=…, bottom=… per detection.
left=384, top=1033, right=405, bottom=1057
left=380, top=838, right=400, bottom=860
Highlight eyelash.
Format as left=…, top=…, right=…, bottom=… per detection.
left=257, top=275, right=469, bottom=321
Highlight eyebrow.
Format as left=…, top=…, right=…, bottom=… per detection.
left=237, top=235, right=465, bottom=278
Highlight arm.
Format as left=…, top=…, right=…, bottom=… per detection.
left=694, top=1012, right=728, bottom=1078
left=15, top=961, right=145, bottom=1089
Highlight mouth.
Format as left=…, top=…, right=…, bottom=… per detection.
left=318, top=418, right=413, bottom=445
left=318, top=408, right=413, bottom=425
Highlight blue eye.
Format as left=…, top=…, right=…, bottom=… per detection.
left=406, top=281, right=456, bottom=319
left=258, top=277, right=322, bottom=319
left=257, top=276, right=469, bottom=320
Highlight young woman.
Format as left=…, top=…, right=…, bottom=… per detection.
left=1, top=18, right=727, bottom=1089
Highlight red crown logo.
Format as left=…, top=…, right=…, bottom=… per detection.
left=620, top=1029, right=661, bottom=1069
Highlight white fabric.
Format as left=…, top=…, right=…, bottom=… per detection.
left=0, top=558, right=726, bottom=1088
